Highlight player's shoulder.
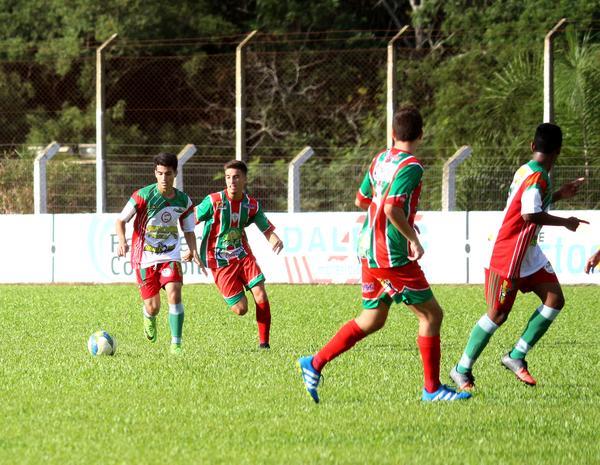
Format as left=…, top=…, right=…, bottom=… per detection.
left=131, top=183, right=157, bottom=203
left=519, top=161, right=549, bottom=186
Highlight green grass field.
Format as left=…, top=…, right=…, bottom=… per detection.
left=1, top=284, right=599, bottom=465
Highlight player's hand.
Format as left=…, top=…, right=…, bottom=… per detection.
left=181, top=250, right=192, bottom=262
left=556, top=177, right=585, bottom=201
left=191, top=250, right=207, bottom=276
left=585, top=251, right=600, bottom=274
left=117, top=241, right=129, bottom=257
left=269, top=234, right=284, bottom=255
left=408, top=240, right=424, bottom=261
left=564, top=216, right=589, bottom=232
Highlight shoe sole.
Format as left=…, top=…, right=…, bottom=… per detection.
left=296, top=360, right=319, bottom=403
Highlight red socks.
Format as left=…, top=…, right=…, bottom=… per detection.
left=255, top=301, right=271, bottom=344
left=417, top=335, right=441, bottom=393
left=313, top=320, right=366, bottom=372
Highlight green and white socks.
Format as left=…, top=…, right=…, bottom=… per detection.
left=456, top=305, right=561, bottom=374
left=168, top=303, right=185, bottom=345
left=456, top=314, right=499, bottom=374
left=509, top=305, right=560, bottom=359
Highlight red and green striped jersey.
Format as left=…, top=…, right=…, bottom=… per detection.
left=195, top=190, right=274, bottom=269
left=356, top=148, right=424, bottom=268
left=489, top=160, right=552, bottom=278
left=119, top=183, right=195, bottom=269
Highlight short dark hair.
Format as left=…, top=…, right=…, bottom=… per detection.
left=154, top=152, right=178, bottom=171
left=392, top=105, right=423, bottom=142
left=534, top=123, right=562, bottom=154
left=224, top=159, right=248, bottom=175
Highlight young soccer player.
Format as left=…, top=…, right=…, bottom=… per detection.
left=115, top=152, right=204, bottom=355
left=585, top=249, right=599, bottom=274
left=450, top=123, right=588, bottom=389
left=297, top=105, right=471, bottom=403
left=187, top=160, right=283, bottom=349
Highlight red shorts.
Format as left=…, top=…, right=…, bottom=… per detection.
left=211, top=255, right=265, bottom=306
left=361, top=258, right=433, bottom=309
left=485, top=262, right=559, bottom=313
left=135, top=261, right=183, bottom=300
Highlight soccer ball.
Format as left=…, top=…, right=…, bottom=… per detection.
left=87, top=330, right=117, bottom=356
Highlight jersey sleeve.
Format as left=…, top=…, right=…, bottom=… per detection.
left=356, top=169, right=373, bottom=205
left=180, top=197, right=196, bottom=232
left=118, top=194, right=139, bottom=222
left=250, top=202, right=274, bottom=234
left=521, top=172, right=547, bottom=215
left=385, top=163, right=423, bottom=207
left=195, top=195, right=214, bottom=224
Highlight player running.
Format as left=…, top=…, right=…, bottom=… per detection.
left=115, top=152, right=204, bottom=355
left=450, top=123, right=588, bottom=389
left=185, top=160, right=283, bottom=349
left=297, top=105, right=471, bottom=403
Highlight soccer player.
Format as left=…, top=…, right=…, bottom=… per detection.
left=585, top=249, right=599, bottom=274
left=115, top=152, right=204, bottom=355
left=297, top=105, right=471, bottom=403
left=187, top=160, right=283, bottom=349
left=450, top=123, right=588, bottom=389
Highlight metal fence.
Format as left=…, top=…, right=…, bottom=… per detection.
left=0, top=29, right=598, bottom=214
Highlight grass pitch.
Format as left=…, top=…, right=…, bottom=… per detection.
left=1, top=284, right=599, bottom=465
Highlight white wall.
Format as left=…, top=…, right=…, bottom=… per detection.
left=1, top=211, right=598, bottom=284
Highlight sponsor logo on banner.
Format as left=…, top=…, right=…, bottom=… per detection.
left=161, top=211, right=172, bottom=223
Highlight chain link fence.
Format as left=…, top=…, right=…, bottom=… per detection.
left=0, top=31, right=598, bottom=214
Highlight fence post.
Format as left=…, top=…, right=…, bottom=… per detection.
left=543, top=18, right=567, bottom=123
left=236, top=30, right=257, bottom=162
left=442, top=145, right=472, bottom=211
left=174, top=144, right=197, bottom=191
left=288, top=146, right=315, bottom=213
left=387, top=26, right=410, bottom=149
left=33, top=142, right=60, bottom=214
left=96, top=33, right=118, bottom=213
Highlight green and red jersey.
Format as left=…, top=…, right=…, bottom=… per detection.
left=489, top=160, right=552, bottom=279
left=119, top=183, right=195, bottom=269
left=356, top=148, right=424, bottom=268
left=195, top=190, right=274, bottom=269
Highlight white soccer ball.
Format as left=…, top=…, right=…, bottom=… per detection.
left=87, top=330, right=117, bottom=356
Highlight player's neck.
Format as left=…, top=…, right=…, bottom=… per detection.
left=158, top=185, right=175, bottom=198
left=532, top=152, right=555, bottom=172
left=393, top=140, right=418, bottom=154
left=226, top=189, right=244, bottom=201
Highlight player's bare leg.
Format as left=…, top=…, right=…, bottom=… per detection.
left=165, top=282, right=185, bottom=354
left=230, top=296, right=249, bottom=316
left=503, top=281, right=564, bottom=385
left=250, top=283, right=271, bottom=348
left=354, top=304, right=389, bottom=334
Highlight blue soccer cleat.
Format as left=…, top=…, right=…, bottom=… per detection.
left=421, top=384, right=472, bottom=402
left=297, top=356, right=322, bottom=403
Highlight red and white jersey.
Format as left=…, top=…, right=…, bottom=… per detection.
left=488, top=160, right=553, bottom=279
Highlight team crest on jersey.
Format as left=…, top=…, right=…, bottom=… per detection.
left=231, top=212, right=240, bottom=223
left=161, top=211, right=172, bottom=223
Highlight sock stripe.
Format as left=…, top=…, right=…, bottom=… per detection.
left=515, top=338, right=531, bottom=354
left=477, top=314, right=499, bottom=334
left=538, top=305, right=560, bottom=321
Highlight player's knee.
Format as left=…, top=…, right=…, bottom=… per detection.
left=549, top=295, right=565, bottom=311
left=231, top=302, right=248, bottom=316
